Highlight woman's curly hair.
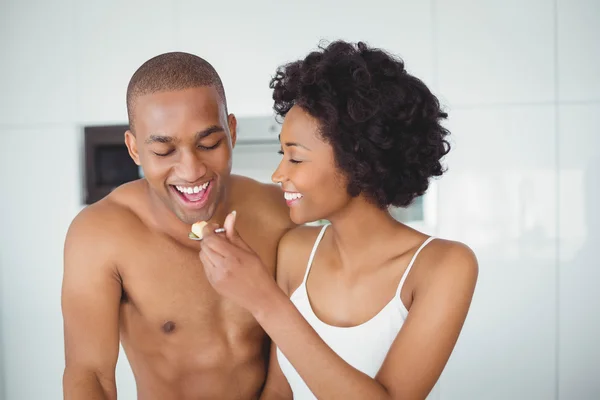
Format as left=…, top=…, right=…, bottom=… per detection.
left=269, top=40, right=451, bottom=208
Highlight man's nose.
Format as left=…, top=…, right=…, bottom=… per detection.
left=177, top=151, right=208, bottom=182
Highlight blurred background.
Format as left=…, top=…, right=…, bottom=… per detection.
left=0, top=0, right=598, bottom=399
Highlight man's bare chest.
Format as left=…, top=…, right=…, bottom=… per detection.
left=118, top=242, right=258, bottom=338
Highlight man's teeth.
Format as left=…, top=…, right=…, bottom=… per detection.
left=284, top=192, right=303, bottom=201
left=176, top=182, right=209, bottom=194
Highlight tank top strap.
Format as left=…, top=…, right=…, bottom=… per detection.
left=301, top=223, right=330, bottom=285
left=395, top=236, right=436, bottom=298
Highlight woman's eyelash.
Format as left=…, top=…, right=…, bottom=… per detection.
left=278, top=149, right=301, bottom=164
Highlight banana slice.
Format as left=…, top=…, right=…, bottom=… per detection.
left=190, top=221, right=208, bottom=239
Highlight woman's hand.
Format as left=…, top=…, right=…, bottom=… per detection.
left=199, top=211, right=279, bottom=315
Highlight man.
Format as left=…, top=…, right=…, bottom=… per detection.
left=61, top=52, right=294, bottom=399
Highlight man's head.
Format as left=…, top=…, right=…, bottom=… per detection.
left=124, top=52, right=237, bottom=225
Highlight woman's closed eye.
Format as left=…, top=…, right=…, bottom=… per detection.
left=278, top=149, right=302, bottom=164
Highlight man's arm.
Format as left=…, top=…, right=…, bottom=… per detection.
left=259, top=341, right=293, bottom=400
left=61, top=206, right=122, bottom=400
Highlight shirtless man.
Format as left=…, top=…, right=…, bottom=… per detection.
left=61, top=52, right=294, bottom=399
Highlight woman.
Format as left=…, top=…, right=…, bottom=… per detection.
left=199, top=40, right=478, bottom=400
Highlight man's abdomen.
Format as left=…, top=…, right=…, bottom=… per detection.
left=121, top=317, right=268, bottom=399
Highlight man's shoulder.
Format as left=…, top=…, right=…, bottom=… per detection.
left=66, top=183, right=145, bottom=247
left=230, top=174, right=294, bottom=228
left=230, top=174, right=281, bottom=202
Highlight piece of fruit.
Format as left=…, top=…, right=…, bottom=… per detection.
left=190, top=221, right=208, bottom=239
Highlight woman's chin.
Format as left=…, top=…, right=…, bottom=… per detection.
left=290, top=210, right=325, bottom=226
left=290, top=214, right=306, bottom=226
left=290, top=209, right=308, bottom=226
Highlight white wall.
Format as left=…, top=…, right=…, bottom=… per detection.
left=0, top=0, right=598, bottom=399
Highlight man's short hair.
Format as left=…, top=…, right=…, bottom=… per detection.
left=126, top=51, right=227, bottom=130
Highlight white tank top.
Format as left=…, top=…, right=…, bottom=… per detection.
left=276, top=224, right=436, bottom=399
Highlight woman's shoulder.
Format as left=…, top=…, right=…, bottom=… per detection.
left=411, top=237, right=479, bottom=294
left=276, top=224, right=328, bottom=295
left=281, top=223, right=326, bottom=243
left=420, top=238, right=477, bottom=272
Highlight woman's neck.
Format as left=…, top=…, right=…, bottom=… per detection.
left=325, top=197, right=408, bottom=270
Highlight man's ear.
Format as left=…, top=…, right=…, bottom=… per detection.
left=228, top=114, right=237, bottom=149
left=124, top=130, right=141, bottom=165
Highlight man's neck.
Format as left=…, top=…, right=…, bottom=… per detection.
left=145, top=182, right=232, bottom=245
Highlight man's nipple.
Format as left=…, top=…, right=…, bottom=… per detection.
left=162, top=321, right=177, bottom=334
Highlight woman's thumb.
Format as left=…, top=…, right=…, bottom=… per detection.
left=224, top=210, right=238, bottom=240
left=224, top=211, right=251, bottom=251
